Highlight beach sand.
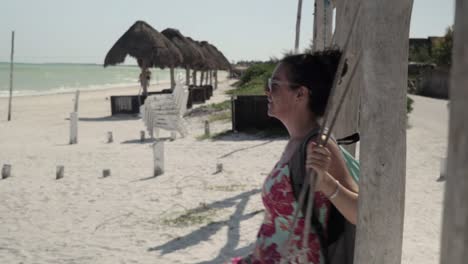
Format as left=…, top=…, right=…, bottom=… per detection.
left=0, top=77, right=447, bottom=263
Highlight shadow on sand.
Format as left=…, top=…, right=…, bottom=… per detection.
left=148, top=189, right=263, bottom=263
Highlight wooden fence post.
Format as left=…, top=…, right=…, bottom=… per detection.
left=153, top=141, right=164, bottom=177
left=440, top=1, right=468, bottom=263
left=354, top=0, right=413, bottom=263
left=69, top=112, right=78, bottom=144
left=56, top=165, right=64, bottom=180
left=2, top=164, right=12, bottom=179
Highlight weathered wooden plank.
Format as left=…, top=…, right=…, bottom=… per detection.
left=440, top=1, right=468, bottom=263
left=354, top=0, right=413, bottom=263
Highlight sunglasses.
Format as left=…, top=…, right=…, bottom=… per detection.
left=266, top=78, right=301, bottom=92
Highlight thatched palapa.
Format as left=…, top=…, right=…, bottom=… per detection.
left=104, top=21, right=183, bottom=69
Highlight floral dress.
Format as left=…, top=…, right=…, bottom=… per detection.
left=233, top=162, right=331, bottom=264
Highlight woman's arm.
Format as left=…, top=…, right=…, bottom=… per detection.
left=306, top=141, right=359, bottom=224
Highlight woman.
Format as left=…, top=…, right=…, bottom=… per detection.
left=233, top=50, right=359, bottom=263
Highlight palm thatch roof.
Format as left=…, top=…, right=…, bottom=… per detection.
left=206, top=43, right=231, bottom=71
left=200, top=41, right=231, bottom=71
left=186, top=37, right=217, bottom=70
left=104, top=21, right=183, bottom=69
left=161, top=28, right=206, bottom=69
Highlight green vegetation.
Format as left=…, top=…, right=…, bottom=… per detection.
left=205, top=184, right=247, bottom=192
left=209, top=111, right=231, bottom=123
left=161, top=204, right=219, bottom=227
left=227, top=63, right=276, bottom=96
left=432, top=26, right=453, bottom=67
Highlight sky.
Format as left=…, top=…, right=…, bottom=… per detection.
left=0, top=0, right=456, bottom=64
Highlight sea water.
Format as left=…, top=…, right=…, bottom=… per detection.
left=0, top=62, right=179, bottom=97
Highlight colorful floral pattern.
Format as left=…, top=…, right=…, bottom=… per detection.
left=233, top=163, right=331, bottom=264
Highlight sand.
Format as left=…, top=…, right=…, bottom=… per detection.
left=0, top=78, right=447, bottom=264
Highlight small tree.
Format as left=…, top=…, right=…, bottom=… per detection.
left=432, top=26, right=453, bottom=67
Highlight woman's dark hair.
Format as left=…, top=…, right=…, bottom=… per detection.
left=280, top=50, right=347, bottom=117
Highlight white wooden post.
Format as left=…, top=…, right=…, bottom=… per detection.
left=204, top=120, right=210, bottom=137
left=73, top=90, right=80, bottom=113
left=440, top=1, right=468, bottom=263
left=170, top=131, right=177, bottom=140
left=153, top=141, right=164, bottom=177
left=354, top=0, right=413, bottom=263
left=69, top=112, right=78, bottom=144
left=56, top=166, right=64, bottom=180
left=107, top=131, right=113, bottom=143
left=7, top=31, right=15, bottom=121
left=102, top=169, right=111, bottom=178
left=2, top=164, right=12, bottom=179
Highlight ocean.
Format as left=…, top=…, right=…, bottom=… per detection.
left=0, top=62, right=179, bottom=97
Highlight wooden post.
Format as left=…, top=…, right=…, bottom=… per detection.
left=200, top=71, right=205, bottom=86
left=7, top=31, right=15, bottom=121
left=193, top=70, right=197, bottom=86
left=332, top=0, right=362, bottom=155
left=214, top=70, right=218, bottom=90
left=73, top=90, right=80, bottom=113
left=2, top=164, right=11, bottom=179
left=440, top=1, right=468, bottom=263
left=56, top=166, right=64, bottom=180
left=185, top=67, right=190, bottom=86
left=69, top=112, right=78, bottom=144
left=295, top=0, right=303, bottom=53
left=140, top=130, right=145, bottom=143
left=204, top=120, right=210, bottom=137
left=107, top=131, right=113, bottom=143
left=170, top=67, right=176, bottom=90
left=102, top=169, right=111, bottom=178
left=354, top=0, right=413, bottom=263
left=216, top=162, right=223, bottom=173
left=312, top=0, right=334, bottom=51
left=153, top=141, right=164, bottom=177
left=170, top=131, right=177, bottom=141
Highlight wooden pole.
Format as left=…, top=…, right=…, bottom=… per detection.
left=69, top=112, right=78, bottom=144
left=56, top=166, right=64, bottom=180
left=73, top=90, right=80, bottom=113
left=2, top=164, right=11, bottom=179
left=440, top=1, right=468, bottom=263
left=294, top=0, right=303, bottom=53
left=107, top=131, right=113, bottom=143
left=153, top=141, right=164, bottom=177
left=354, top=0, right=413, bottom=263
left=313, top=0, right=334, bottom=51
left=7, top=31, right=15, bottom=121
left=332, top=0, right=362, bottom=155
left=102, top=169, right=111, bottom=178
left=204, top=120, right=210, bottom=137
left=140, top=130, right=145, bottom=143
left=185, top=67, right=190, bottom=86
left=170, top=67, right=176, bottom=90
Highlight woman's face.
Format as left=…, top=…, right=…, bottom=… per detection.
left=265, top=63, right=300, bottom=121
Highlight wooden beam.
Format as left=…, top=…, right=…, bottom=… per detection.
left=440, top=1, right=468, bottom=263
left=354, top=0, right=413, bottom=263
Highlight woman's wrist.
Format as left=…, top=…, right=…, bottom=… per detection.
left=318, top=173, right=339, bottom=198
